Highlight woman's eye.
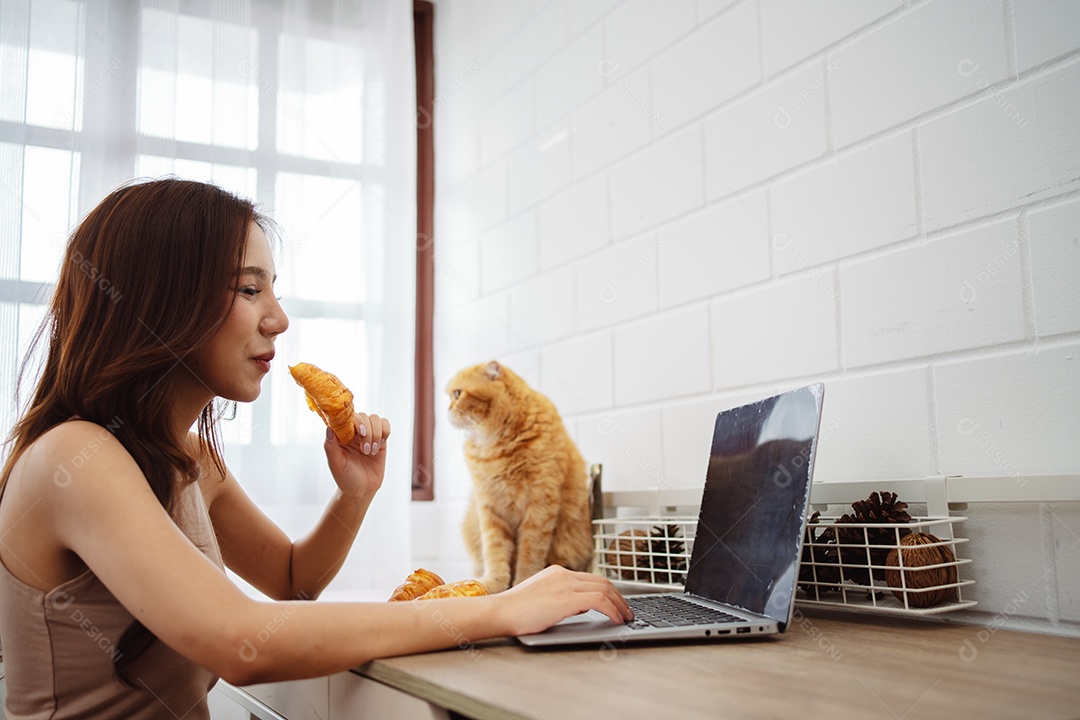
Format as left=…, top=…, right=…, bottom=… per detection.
left=240, top=287, right=259, bottom=297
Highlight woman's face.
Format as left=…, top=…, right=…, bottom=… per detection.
left=187, top=223, right=289, bottom=403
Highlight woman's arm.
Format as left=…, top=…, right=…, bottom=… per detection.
left=206, top=413, right=390, bottom=600
left=35, top=422, right=629, bottom=686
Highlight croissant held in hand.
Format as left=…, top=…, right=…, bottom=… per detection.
left=288, top=362, right=356, bottom=445
left=415, top=580, right=489, bottom=601
left=388, top=568, right=445, bottom=602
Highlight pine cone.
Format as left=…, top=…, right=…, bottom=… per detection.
left=799, top=512, right=843, bottom=597
left=648, top=524, right=687, bottom=585
left=799, top=492, right=914, bottom=597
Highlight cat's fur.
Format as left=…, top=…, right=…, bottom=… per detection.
left=447, top=360, right=592, bottom=593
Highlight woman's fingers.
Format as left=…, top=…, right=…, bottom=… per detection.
left=349, top=413, right=390, bottom=455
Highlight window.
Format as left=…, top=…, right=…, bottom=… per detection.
left=0, top=0, right=417, bottom=595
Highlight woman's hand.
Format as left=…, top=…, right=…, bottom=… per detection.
left=494, top=566, right=634, bottom=637
left=323, top=413, right=391, bottom=501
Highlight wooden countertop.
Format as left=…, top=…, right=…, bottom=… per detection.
left=356, top=609, right=1080, bottom=720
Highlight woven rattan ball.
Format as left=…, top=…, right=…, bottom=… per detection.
left=605, top=530, right=651, bottom=581
left=885, top=532, right=958, bottom=608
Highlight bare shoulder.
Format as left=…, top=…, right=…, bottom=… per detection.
left=11, top=420, right=135, bottom=493
left=0, top=420, right=147, bottom=588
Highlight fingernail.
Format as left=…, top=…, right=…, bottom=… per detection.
left=360, top=424, right=366, bottom=437
left=325, top=427, right=333, bottom=442
left=372, top=442, right=379, bottom=454
left=364, top=442, right=371, bottom=454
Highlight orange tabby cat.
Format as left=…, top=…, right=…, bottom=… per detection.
left=447, top=360, right=592, bottom=593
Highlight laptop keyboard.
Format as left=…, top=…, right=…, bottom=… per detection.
left=625, top=595, right=741, bottom=629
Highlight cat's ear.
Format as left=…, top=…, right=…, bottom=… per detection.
left=484, top=360, right=503, bottom=380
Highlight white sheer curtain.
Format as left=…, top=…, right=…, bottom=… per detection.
left=0, top=0, right=416, bottom=597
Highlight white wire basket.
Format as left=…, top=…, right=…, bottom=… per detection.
left=798, top=514, right=976, bottom=615
left=593, top=516, right=697, bottom=591
left=593, top=514, right=977, bottom=616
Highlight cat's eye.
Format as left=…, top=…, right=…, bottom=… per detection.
left=452, top=390, right=461, bottom=399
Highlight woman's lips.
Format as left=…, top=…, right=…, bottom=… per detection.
left=252, top=354, right=273, bottom=373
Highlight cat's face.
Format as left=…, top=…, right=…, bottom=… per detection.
left=446, top=360, right=510, bottom=430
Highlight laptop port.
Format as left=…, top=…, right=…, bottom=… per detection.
left=737, top=627, right=751, bottom=634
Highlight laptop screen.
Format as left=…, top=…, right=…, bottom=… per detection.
left=684, top=384, right=823, bottom=628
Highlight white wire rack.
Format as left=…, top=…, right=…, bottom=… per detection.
left=592, top=513, right=976, bottom=615
left=593, top=516, right=696, bottom=591
left=797, top=515, right=976, bottom=615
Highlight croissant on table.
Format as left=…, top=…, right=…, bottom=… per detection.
left=415, top=579, right=489, bottom=601
left=288, top=362, right=356, bottom=445
left=388, top=568, right=445, bottom=602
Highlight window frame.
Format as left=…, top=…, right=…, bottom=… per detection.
left=411, top=0, right=435, bottom=501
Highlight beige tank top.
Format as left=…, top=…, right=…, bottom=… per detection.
left=0, top=480, right=223, bottom=719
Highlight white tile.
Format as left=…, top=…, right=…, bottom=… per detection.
left=535, top=25, right=606, bottom=129
left=604, top=0, right=697, bottom=75
left=959, top=503, right=1051, bottom=619
left=703, top=63, right=827, bottom=199
left=539, top=330, right=614, bottom=416
left=652, top=2, right=761, bottom=134
left=480, top=211, right=538, bottom=294
left=1028, top=198, right=1080, bottom=337
left=830, top=0, right=1009, bottom=147
left=610, top=126, right=706, bottom=239
left=433, top=238, right=480, bottom=311
left=569, top=67, right=653, bottom=179
left=771, top=133, right=918, bottom=273
left=934, top=342, right=1080, bottom=477
left=697, top=0, right=740, bottom=23
left=436, top=115, right=479, bottom=187
left=567, top=0, right=620, bottom=35
left=459, top=0, right=534, bottom=63
left=760, top=0, right=897, bottom=76
left=841, top=220, right=1026, bottom=367
left=435, top=0, right=506, bottom=106
left=576, top=407, right=667, bottom=491
left=1012, top=0, right=1080, bottom=74
left=657, top=192, right=770, bottom=308
left=575, top=231, right=661, bottom=332
left=537, top=173, right=609, bottom=270
left=479, top=81, right=535, bottom=166
left=921, top=62, right=1080, bottom=231
left=661, top=391, right=767, bottom=491
left=442, top=160, right=507, bottom=244
left=499, top=348, right=542, bottom=391
left=710, top=274, right=839, bottom=388
left=507, top=122, right=572, bottom=213
left=508, top=266, right=575, bottom=349
left=614, top=304, right=712, bottom=405
left=431, top=425, right=473, bottom=501
left=810, top=370, right=933, bottom=484
left=451, top=47, right=507, bottom=121
left=504, top=0, right=571, bottom=86
left=438, top=293, right=511, bottom=373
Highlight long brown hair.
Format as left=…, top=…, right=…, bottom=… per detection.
left=0, top=177, right=265, bottom=681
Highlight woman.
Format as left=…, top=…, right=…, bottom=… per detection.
left=0, top=179, right=631, bottom=718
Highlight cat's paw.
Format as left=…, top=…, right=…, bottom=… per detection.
left=478, top=575, right=510, bottom=593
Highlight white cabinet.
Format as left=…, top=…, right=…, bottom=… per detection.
left=212, top=673, right=450, bottom=720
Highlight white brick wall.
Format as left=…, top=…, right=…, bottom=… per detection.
left=425, top=0, right=1080, bottom=635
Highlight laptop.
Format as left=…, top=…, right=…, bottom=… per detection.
left=516, top=383, right=824, bottom=647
